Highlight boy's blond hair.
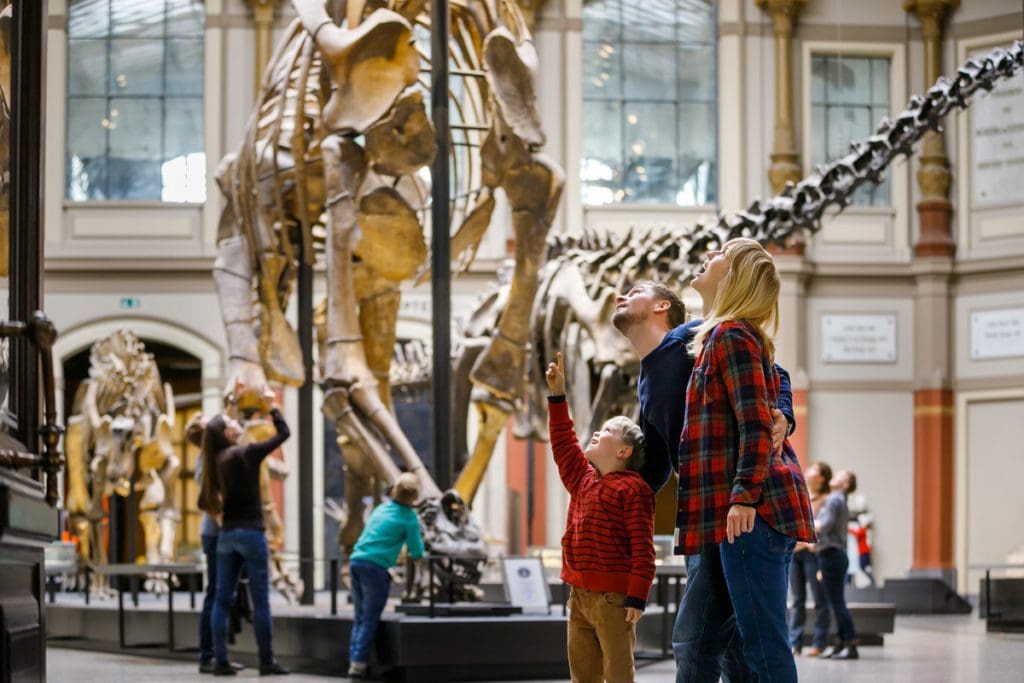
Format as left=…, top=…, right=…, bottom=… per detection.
left=605, top=416, right=645, bottom=471
left=392, top=472, right=421, bottom=506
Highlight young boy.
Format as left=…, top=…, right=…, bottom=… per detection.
left=546, top=352, right=656, bottom=683
left=346, top=473, right=425, bottom=679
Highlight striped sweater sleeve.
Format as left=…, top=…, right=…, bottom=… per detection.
left=547, top=396, right=590, bottom=496
left=623, top=480, right=656, bottom=610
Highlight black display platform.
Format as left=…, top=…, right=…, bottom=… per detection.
left=395, top=602, right=523, bottom=617
left=46, top=594, right=569, bottom=682
left=849, top=578, right=971, bottom=615
left=978, top=577, right=1024, bottom=633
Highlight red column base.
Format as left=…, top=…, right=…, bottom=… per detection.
left=911, top=389, right=955, bottom=571
left=914, top=199, right=955, bottom=258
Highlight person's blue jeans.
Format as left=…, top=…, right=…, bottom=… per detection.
left=199, top=534, right=219, bottom=663
left=348, top=560, right=392, bottom=666
left=719, top=515, right=798, bottom=683
left=212, top=528, right=274, bottom=666
left=672, top=548, right=754, bottom=683
left=818, top=547, right=856, bottom=643
left=788, top=548, right=830, bottom=650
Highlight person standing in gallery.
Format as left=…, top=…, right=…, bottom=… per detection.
left=612, top=278, right=795, bottom=683
left=189, top=414, right=243, bottom=675
left=788, top=461, right=833, bottom=657
left=816, top=469, right=860, bottom=660
left=675, top=238, right=816, bottom=682
left=199, top=389, right=292, bottom=677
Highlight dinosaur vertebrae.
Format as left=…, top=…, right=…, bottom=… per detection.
left=675, top=40, right=1023, bottom=263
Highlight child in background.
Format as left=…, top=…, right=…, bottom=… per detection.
left=848, top=511, right=875, bottom=587
left=346, top=473, right=425, bottom=680
left=546, top=352, right=655, bottom=683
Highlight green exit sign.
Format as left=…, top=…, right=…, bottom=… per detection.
left=119, top=297, right=141, bottom=309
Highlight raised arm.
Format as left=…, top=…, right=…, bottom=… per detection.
left=243, top=408, right=291, bottom=467
left=548, top=397, right=591, bottom=496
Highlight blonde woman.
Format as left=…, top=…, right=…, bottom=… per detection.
left=676, top=238, right=816, bottom=683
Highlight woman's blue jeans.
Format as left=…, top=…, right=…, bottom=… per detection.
left=348, top=560, right=392, bottom=666
left=672, top=549, right=753, bottom=682
left=212, top=528, right=274, bottom=666
left=719, top=515, right=798, bottom=683
left=788, top=548, right=830, bottom=650
left=818, top=547, right=857, bottom=643
left=199, top=534, right=219, bottom=663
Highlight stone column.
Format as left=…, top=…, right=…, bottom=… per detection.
left=756, top=0, right=807, bottom=195
left=757, top=1, right=810, bottom=445
left=245, top=0, right=282, bottom=94
left=904, top=0, right=959, bottom=257
left=904, top=0, right=958, bottom=585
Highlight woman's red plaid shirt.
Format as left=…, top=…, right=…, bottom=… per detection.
left=676, top=320, right=816, bottom=555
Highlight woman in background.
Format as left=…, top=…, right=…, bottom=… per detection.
left=788, top=461, right=832, bottom=657
left=199, top=389, right=291, bottom=677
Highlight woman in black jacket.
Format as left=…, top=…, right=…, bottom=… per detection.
left=199, top=391, right=291, bottom=677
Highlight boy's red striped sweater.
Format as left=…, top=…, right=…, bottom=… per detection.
left=548, top=396, right=656, bottom=609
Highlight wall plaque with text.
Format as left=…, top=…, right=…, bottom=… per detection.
left=971, top=47, right=1024, bottom=206
left=970, top=308, right=1024, bottom=360
left=821, top=314, right=897, bottom=363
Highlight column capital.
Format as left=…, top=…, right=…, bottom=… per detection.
left=755, top=0, right=808, bottom=35
left=903, top=0, right=959, bottom=38
left=244, top=0, right=281, bottom=28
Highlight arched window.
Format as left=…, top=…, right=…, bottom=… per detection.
left=65, top=0, right=205, bottom=202
left=581, top=0, right=716, bottom=206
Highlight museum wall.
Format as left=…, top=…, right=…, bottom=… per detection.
left=23, top=0, right=1023, bottom=592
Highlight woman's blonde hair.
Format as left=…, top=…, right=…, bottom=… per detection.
left=689, top=238, right=780, bottom=362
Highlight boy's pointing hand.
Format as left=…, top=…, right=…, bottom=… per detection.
left=546, top=352, right=566, bottom=396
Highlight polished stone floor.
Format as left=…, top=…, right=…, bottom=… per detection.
left=48, top=614, right=1023, bottom=682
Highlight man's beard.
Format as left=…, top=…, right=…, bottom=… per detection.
left=612, top=309, right=647, bottom=334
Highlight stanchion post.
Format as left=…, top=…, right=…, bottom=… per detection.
left=330, top=558, right=338, bottom=616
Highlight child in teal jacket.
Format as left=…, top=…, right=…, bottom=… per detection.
left=346, top=473, right=424, bottom=679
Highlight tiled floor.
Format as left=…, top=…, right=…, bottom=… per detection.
left=47, top=614, right=1024, bottom=682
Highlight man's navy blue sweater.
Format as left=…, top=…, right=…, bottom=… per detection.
left=637, top=321, right=796, bottom=494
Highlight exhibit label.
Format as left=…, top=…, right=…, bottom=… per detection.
left=970, top=307, right=1024, bottom=360
left=821, top=313, right=897, bottom=363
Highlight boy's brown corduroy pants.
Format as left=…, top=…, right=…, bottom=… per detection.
left=567, top=586, right=637, bottom=683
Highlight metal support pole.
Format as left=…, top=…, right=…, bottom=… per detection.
left=9, top=0, right=47, bottom=458
left=430, top=0, right=452, bottom=490
left=330, top=558, right=338, bottom=615
left=298, top=244, right=315, bottom=605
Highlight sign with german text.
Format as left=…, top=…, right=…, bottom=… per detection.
left=970, top=307, right=1024, bottom=360
left=821, top=314, right=897, bottom=364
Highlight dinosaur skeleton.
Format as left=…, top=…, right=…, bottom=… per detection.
left=65, top=330, right=180, bottom=594
left=216, top=0, right=563, bottom=598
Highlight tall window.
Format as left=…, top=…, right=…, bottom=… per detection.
left=810, top=54, right=890, bottom=206
left=66, top=0, right=205, bottom=202
left=581, top=0, right=716, bottom=206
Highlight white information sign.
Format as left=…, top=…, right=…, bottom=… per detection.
left=501, top=557, right=551, bottom=613
left=970, top=308, right=1024, bottom=360
left=821, top=314, right=897, bottom=363
left=971, top=47, right=1024, bottom=206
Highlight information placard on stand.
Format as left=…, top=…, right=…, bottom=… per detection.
left=501, top=557, right=551, bottom=614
